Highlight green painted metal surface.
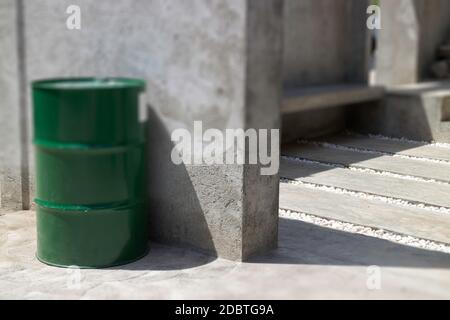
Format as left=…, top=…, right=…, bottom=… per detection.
left=32, top=78, right=148, bottom=268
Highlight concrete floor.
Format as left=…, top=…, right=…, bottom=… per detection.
left=1, top=210, right=450, bottom=299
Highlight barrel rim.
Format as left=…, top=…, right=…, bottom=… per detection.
left=32, top=77, right=146, bottom=91
left=34, top=198, right=145, bottom=212
left=34, top=139, right=145, bottom=152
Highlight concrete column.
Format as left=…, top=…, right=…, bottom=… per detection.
left=7, top=0, right=283, bottom=260
left=146, top=0, right=283, bottom=260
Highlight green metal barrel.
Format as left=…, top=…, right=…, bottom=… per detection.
left=32, top=78, right=148, bottom=268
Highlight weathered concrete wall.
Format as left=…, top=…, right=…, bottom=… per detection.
left=0, top=0, right=26, bottom=210
left=1, top=0, right=282, bottom=260
left=377, top=0, right=450, bottom=85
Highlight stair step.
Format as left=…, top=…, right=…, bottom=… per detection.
left=280, top=182, right=450, bottom=245
left=282, top=143, right=450, bottom=183
left=280, top=157, right=450, bottom=209
left=282, top=84, right=384, bottom=114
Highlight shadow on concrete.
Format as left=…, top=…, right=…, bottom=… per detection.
left=143, top=106, right=217, bottom=266
left=282, top=107, right=347, bottom=143
left=97, top=105, right=217, bottom=271
left=111, top=242, right=216, bottom=271
left=250, top=218, right=450, bottom=269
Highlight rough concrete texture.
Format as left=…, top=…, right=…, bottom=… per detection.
left=145, top=0, right=283, bottom=260
left=377, top=0, right=450, bottom=85
left=2, top=210, right=450, bottom=299
left=2, top=0, right=282, bottom=260
left=0, top=0, right=24, bottom=210
left=242, top=0, right=283, bottom=258
left=350, top=82, right=450, bottom=142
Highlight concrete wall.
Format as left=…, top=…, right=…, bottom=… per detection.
left=283, top=0, right=369, bottom=88
left=377, top=0, right=450, bottom=86
left=0, top=0, right=282, bottom=260
left=0, top=0, right=27, bottom=210
left=283, top=0, right=349, bottom=88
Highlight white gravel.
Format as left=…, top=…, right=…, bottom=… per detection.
left=279, top=208, right=450, bottom=254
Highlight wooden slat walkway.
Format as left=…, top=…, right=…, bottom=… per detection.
left=280, top=157, right=450, bottom=209
left=280, top=183, right=450, bottom=245
left=283, top=143, right=450, bottom=182
left=280, top=135, right=450, bottom=246
left=318, top=133, right=450, bottom=161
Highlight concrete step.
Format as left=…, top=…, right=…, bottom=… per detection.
left=279, top=182, right=450, bottom=245
left=280, top=157, right=450, bottom=209
left=282, top=84, right=384, bottom=114
left=282, top=143, right=450, bottom=183
left=317, top=133, right=450, bottom=162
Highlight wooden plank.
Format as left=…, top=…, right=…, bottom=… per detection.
left=280, top=182, right=450, bottom=245
left=282, top=143, right=450, bottom=183
left=280, top=158, right=450, bottom=209
left=318, top=134, right=450, bottom=162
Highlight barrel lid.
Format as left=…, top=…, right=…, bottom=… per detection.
left=32, top=77, right=146, bottom=90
